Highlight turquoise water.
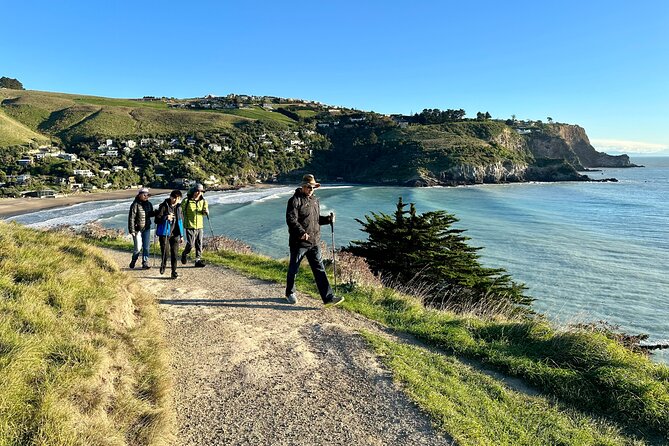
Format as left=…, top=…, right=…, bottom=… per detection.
left=7, top=157, right=669, bottom=363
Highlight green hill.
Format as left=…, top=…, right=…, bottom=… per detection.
left=0, top=89, right=286, bottom=143
left=0, top=88, right=633, bottom=194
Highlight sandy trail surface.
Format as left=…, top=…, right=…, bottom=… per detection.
left=103, top=249, right=452, bottom=446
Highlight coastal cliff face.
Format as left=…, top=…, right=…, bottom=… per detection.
left=308, top=121, right=626, bottom=187
left=526, top=124, right=634, bottom=168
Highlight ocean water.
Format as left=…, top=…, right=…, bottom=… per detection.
left=7, top=157, right=669, bottom=363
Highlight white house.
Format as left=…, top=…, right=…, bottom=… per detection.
left=73, top=169, right=94, bottom=177
left=209, top=143, right=222, bottom=152
left=164, top=148, right=184, bottom=156
left=106, top=139, right=114, bottom=146
left=111, top=166, right=126, bottom=172
left=125, top=140, right=137, bottom=149
left=105, top=150, right=119, bottom=157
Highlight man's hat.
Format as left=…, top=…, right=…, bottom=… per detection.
left=301, top=174, right=321, bottom=188
left=195, top=183, right=204, bottom=192
left=138, top=187, right=150, bottom=195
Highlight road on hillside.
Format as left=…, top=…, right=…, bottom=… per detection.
left=103, top=249, right=452, bottom=446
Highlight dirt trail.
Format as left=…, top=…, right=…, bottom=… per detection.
left=103, top=249, right=452, bottom=446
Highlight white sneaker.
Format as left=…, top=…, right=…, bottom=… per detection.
left=286, top=294, right=297, bottom=304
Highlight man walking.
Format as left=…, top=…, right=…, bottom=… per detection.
left=128, top=187, right=155, bottom=269
left=285, top=174, right=343, bottom=306
left=181, top=183, right=209, bottom=267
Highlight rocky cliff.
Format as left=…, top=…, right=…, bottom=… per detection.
left=526, top=124, right=635, bottom=168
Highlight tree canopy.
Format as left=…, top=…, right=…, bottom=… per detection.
left=347, top=197, right=532, bottom=312
left=0, top=77, right=24, bottom=90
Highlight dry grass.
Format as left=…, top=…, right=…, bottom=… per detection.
left=0, top=222, right=173, bottom=445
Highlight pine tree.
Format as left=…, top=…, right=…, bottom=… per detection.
left=348, top=197, right=532, bottom=311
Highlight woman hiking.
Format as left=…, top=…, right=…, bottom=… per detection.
left=155, top=189, right=184, bottom=279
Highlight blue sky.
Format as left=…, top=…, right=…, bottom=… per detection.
left=3, top=0, right=668, bottom=155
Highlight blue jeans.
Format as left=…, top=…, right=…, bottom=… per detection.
left=286, top=244, right=334, bottom=303
left=132, top=228, right=152, bottom=265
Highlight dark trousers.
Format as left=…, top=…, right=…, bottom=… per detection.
left=159, top=235, right=179, bottom=273
left=286, top=244, right=334, bottom=303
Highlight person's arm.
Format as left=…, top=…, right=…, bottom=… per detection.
left=155, top=203, right=166, bottom=224
left=128, top=202, right=136, bottom=234
left=203, top=199, right=209, bottom=216
left=182, top=199, right=190, bottom=221
left=286, top=197, right=306, bottom=239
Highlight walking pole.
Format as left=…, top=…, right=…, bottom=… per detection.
left=152, top=229, right=157, bottom=267
left=206, top=213, right=215, bottom=239
left=330, top=212, right=337, bottom=294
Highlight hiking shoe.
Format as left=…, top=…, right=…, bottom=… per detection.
left=181, top=253, right=187, bottom=264
left=129, top=259, right=136, bottom=269
left=159, top=263, right=166, bottom=275
left=142, top=263, right=151, bottom=270
left=285, top=293, right=297, bottom=304
left=194, top=259, right=206, bottom=268
left=171, top=271, right=178, bottom=279
left=325, top=295, right=345, bottom=307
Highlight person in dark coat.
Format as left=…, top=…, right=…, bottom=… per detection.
left=285, top=174, right=343, bottom=306
left=155, top=190, right=184, bottom=279
left=128, top=187, right=155, bottom=269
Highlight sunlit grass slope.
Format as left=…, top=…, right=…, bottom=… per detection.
left=0, top=222, right=172, bottom=446
left=0, top=89, right=294, bottom=144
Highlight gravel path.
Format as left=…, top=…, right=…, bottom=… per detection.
left=103, top=249, right=452, bottom=446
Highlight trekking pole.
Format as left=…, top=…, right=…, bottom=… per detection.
left=152, top=229, right=157, bottom=267
left=330, top=212, right=337, bottom=294
left=206, top=213, right=215, bottom=239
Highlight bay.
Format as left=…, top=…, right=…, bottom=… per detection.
left=7, top=157, right=668, bottom=363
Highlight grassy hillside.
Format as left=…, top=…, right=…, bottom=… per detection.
left=0, top=109, right=50, bottom=146
left=0, top=89, right=295, bottom=144
left=0, top=223, right=172, bottom=445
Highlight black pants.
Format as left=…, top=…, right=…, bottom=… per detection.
left=159, top=235, right=179, bottom=273
left=285, top=244, right=334, bottom=303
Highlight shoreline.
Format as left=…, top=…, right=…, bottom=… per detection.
left=0, top=188, right=173, bottom=219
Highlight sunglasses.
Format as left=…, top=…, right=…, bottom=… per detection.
left=304, top=185, right=316, bottom=190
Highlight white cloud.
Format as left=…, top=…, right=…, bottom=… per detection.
left=591, top=139, right=669, bottom=155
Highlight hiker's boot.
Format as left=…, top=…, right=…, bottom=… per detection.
left=286, top=293, right=297, bottom=304
left=142, top=263, right=151, bottom=270
left=129, top=259, right=137, bottom=269
left=194, top=259, right=206, bottom=268
left=159, top=263, right=166, bottom=275
left=325, top=295, right=345, bottom=307
left=171, top=271, right=178, bottom=279
left=181, top=252, right=187, bottom=265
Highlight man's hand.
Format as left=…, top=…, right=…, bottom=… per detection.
left=179, top=236, right=183, bottom=244
left=300, top=233, right=310, bottom=241
left=203, top=209, right=209, bottom=216
left=330, top=212, right=335, bottom=224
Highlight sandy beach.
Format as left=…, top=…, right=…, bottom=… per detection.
left=0, top=188, right=173, bottom=219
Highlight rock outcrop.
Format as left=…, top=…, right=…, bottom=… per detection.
left=526, top=124, right=636, bottom=168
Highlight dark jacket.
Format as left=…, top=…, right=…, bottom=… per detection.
left=286, top=188, right=332, bottom=248
left=155, top=199, right=184, bottom=237
left=128, top=198, right=155, bottom=234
